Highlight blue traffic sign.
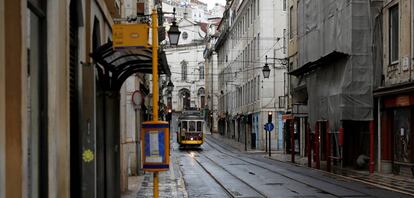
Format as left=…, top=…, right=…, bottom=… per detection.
left=264, top=123, right=274, bottom=132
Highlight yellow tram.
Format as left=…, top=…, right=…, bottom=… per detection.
left=177, top=110, right=205, bottom=147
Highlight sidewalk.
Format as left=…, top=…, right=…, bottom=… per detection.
left=122, top=142, right=188, bottom=198
left=121, top=175, right=145, bottom=198
left=209, top=133, right=414, bottom=196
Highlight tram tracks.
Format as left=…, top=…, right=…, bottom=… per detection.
left=203, top=136, right=373, bottom=198
left=185, top=150, right=234, bottom=198
left=185, top=149, right=267, bottom=198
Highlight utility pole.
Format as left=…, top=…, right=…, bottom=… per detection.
left=141, top=7, right=180, bottom=198
left=151, top=8, right=160, bottom=198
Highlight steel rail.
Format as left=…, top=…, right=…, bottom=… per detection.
left=204, top=137, right=373, bottom=198
left=191, top=150, right=268, bottom=198
left=185, top=150, right=235, bottom=198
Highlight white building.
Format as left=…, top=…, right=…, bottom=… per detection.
left=165, top=18, right=207, bottom=112
left=215, top=0, right=288, bottom=150
left=210, top=3, right=226, bottom=18
left=204, top=18, right=221, bottom=133
left=162, top=0, right=210, bottom=22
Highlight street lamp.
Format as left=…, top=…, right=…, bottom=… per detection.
left=167, top=8, right=181, bottom=45
left=262, top=62, right=271, bottom=79
left=262, top=55, right=288, bottom=79
left=167, top=80, right=174, bottom=92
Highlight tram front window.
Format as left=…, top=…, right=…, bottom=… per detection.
left=197, top=121, right=202, bottom=132
left=181, top=121, right=187, bottom=132
left=189, top=121, right=196, bottom=132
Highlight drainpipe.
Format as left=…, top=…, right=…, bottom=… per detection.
left=339, top=126, right=344, bottom=169
left=315, top=122, right=320, bottom=169
left=306, top=120, right=311, bottom=167
left=369, top=120, right=375, bottom=174
left=377, top=98, right=382, bottom=172
left=326, top=121, right=331, bottom=172
left=290, top=119, right=295, bottom=163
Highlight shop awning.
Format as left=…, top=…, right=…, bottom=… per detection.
left=91, top=41, right=171, bottom=91
left=373, top=82, right=414, bottom=97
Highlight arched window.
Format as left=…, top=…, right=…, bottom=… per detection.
left=181, top=60, right=188, bottom=81
left=179, top=88, right=191, bottom=110
left=199, top=65, right=204, bottom=80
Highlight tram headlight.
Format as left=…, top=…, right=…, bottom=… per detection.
left=190, top=137, right=194, bottom=140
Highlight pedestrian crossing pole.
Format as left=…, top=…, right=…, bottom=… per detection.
left=151, top=8, right=160, bottom=198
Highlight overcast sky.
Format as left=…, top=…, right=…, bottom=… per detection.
left=200, top=0, right=226, bottom=10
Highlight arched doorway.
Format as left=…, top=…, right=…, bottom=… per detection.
left=198, top=87, right=205, bottom=109
left=179, top=88, right=191, bottom=110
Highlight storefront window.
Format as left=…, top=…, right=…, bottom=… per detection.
left=393, top=108, right=412, bottom=163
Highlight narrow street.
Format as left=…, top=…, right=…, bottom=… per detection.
left=136, top=135, right=411, bottom=198
left=3, top=1, right=414, bottom=197
left=135, top=115, right=412, bottom=198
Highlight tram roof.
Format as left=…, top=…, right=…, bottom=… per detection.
left=178, top=111, right=203, bottom=120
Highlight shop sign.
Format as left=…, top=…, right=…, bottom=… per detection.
left=282, top=114, right=293, bottom=120
left=384, top=95, right=414, bottom=108
left=112, top=23, right=149, bottom=49
left=396, top=96, right=410, bottom=107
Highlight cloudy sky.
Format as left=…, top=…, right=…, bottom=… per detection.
left=200, top=0, right=226, bottom=9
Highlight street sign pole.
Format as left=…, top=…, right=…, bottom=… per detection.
left=269, top=129, right=271, bottom=157
left=264, top=122, right=274, bottom=157
left=152, top=10, right=158, bottom=121
left=151, top=8, right=159, bottom=198
left=265, top=128, right=268, bottom=153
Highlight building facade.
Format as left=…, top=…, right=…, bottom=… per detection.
left=374, top=0, right=414, bottom=177
left=289, top=0, right=383, bottom=171
left=0, top=0, right=172, bottom=196
left=285, top=0, right=309, bottom=160
left=215, top=0, right=288, bottom=151
left=165, top=18, right=207, bottom=112
left=0, top=0, right=121, bottom=197
left=163, top=0, right=209, bottom=22
left=204, top=18, right=221, bottom=133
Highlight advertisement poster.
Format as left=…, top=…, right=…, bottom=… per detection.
left=144, top=130, right=165, bottom=163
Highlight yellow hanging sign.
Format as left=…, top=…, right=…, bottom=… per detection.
left=112, top=23, right=149, bottom=49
